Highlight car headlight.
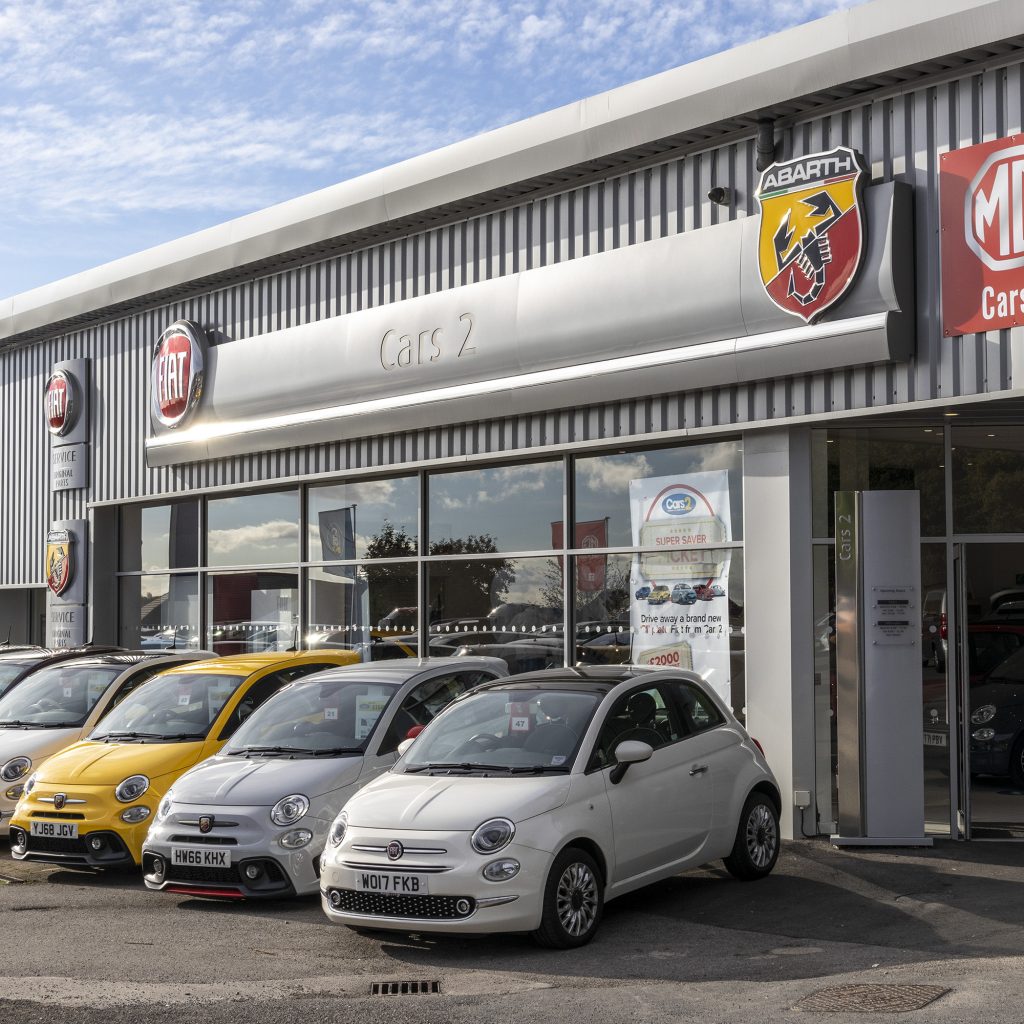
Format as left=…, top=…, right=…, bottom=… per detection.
left=156, top=791, right=174, bottom=821
left=114, top=775, right=150, bottom=803
left=471, top=818, right=515, bottom=854
left=23, top=772, right=38, bottom=796
left=328, top=811, right=348, bottom=847
left=270, top=794, right=309, bottom=827
left=0, top=757, right=31, bottom=783
left=971, top=705, right=997, bottom=725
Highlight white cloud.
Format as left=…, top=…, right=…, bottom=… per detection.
left=578, top=453, right=653, bottom=494
left=208, top=519, right=299, bottom=554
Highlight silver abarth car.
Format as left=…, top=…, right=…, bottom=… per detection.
left=142, top=657, right=507, bottom=899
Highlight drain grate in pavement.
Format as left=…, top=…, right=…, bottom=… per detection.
left=370, top=981, right=441, bottom=996
left=795, top=984, right=950, bottom=1013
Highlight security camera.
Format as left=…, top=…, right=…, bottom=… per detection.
left=707, top=186, right=732, bottom=206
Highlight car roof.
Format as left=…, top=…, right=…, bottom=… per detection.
left=461, top=665, right=655, bottom=696
left=285, top=656, right=509, bottom=685
left=31, top=650, right=213, bottom=669
left=0, top=645, right=125, bottom=666
left=166, top=650, right=362, bottom=676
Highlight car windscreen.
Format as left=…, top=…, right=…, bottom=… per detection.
left=0, top=664, right=124, bottom=728
left=402, top=688, right=601, bottom=773
left=90, top=672, right=247, bottom=741
left=0, top=661, right=33, bottom=697
left=983, top=644, right=1024, bottom=684
left=223, top=678, right=401, bottom=756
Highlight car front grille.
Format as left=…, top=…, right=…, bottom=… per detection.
left=167, top=864, right=242, bottom=884
left=27, top=835, right=87, bottom=855
left=327, top=888, right=475, bottom=920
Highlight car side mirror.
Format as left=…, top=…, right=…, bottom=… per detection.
left=609, top=740, right=654, bottom=785
left=406, top=725, right=425, bottom=740
left=397, top=738, right=416, bottom=756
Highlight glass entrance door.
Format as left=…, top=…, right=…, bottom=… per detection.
left=958, top=543, right=1024, bottom=838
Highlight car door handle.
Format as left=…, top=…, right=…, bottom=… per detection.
left=689, top=763, right=709, bottom=776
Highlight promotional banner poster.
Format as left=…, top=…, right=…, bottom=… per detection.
left=629, top=471, right=732, bottom=703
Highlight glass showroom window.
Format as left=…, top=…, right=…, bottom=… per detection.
left=206, top=571, right=299, bottom=656
left=574, top=441, right=743, bottom=546
left=426, top=557, right=564, bottom=673
left=308, top=476, right=419, bottom=561
left=428, top=461, right=563, bottom=553
left=307, top=561, right=418, bottom=659
left=120, top=501, right=200, bottom=573
left=119, top=574, right=200, bottom=650
left=206, top=490, right=300, bottom=567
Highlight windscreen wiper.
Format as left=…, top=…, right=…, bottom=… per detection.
left=405, top=762, right=514, bottom=774
left=41, top=721, right=83, bottom=729
left=93, top=730, right=166, bottom=741
left=227, top=745, right=306, bottom=756
left=157, top=732, right=206, bottom=741
left=508, top=764, right=571, bottom=774
left=0, top=720, right=38, bottom=728
left=309, top=747, right=364, bottom=756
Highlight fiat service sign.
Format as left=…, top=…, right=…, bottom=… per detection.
left=941, top=135, right=1024, bottom=334
left=44, top=369, right=76, bottom=437
left=151, top=320, right=206, bottom=429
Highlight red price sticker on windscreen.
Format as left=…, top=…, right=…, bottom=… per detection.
left=508, top=702, right=531, bottom=733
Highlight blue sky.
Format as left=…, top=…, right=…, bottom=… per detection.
left=0, top=0, right=866, bottom=300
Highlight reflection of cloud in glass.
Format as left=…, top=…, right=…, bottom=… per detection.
left=209, top=519, right=299, bottom=554
left=578, top=453, right=652, bottom=493
left=696, top=443, right=742, bottom=472
left=434, top=463, right=559, bottom=508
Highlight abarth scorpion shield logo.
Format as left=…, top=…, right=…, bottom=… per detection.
left=53, top=793, right=67, bottom=810
left=755, top=146, right=867, bottom=324
left=199, top=815, right=214, bottom=834
left=386, top=840, right=404, bottom=861
left=45, top=529, right=74, bottom=598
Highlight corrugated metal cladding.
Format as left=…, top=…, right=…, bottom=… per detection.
left=2, top=59, right=1024, bottom=586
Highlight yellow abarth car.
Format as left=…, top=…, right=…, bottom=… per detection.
left=9, top=650, right=359, bottom=869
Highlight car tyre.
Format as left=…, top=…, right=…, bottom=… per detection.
left=531, top=847, right=603, bottom=949
left=723, top=792, right=780, bottom=881
left=1011, top=736, right=1024, bottom=790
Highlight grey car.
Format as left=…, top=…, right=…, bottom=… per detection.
left=141, top=657, right=508, bottom=899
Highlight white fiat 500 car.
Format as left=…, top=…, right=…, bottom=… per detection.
left=142, top=658, right=507, bottom=899
left=320, top=666, right=780, bottom=947
left=0, top=651, right=210, bottom=833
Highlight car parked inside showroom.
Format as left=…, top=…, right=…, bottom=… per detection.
left=9, top=650, right=361, bottom=869
left=0, top=650, right=211, bottom=833
left=142, top=657, right=507, bottom=899
left=319, top=666, right=780, bottom=948
left=967, top=644, right=1024, bottom=787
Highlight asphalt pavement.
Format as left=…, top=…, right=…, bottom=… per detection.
left=2, top=837, right=1024, bottom=1023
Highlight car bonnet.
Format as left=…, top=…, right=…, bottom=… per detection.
left=171, top=753, right=363, bottom=806
left=36, top=739, right=203, bottom=786
left=344, top=771, right=572, bottom=830
left=0, top=727, right=83, bottom=766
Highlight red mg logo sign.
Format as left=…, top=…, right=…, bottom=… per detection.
left=151, top=321, right=206, bottom=429
left=44, top=369, right=76, bottom=437
left=942, top=135, right=1024, bottom=334
left=965, top=143, right=1024, bottom=270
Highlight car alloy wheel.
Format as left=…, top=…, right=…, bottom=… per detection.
left=744, top=802, right=778, bottom=869
left=723, top=792, right=780, bottom=881
left=555, top=861, right=599, bottom=938
left=533, top=847, right=604, bottom=948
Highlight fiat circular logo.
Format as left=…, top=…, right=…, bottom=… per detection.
left=151, top=320, right=206, bottom=429
left=44, top=369, right=77, bottom=437
left=386, top=840, right=404, bottom=861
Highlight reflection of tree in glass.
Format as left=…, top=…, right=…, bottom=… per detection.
left=362, top=523, right=517, bottom=623
left=539, top=557, right=628, bottom=624
left=363, top=521, right=417, bottom=624
left=428, top=535, right=516, bottom=621
left=953, top=448, right=1024, bottom=534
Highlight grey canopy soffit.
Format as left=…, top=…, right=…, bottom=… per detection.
left=145, top=182, right=913, bottom=466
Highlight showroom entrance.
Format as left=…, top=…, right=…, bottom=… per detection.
left=953, top=543, right=1024, bottom=839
